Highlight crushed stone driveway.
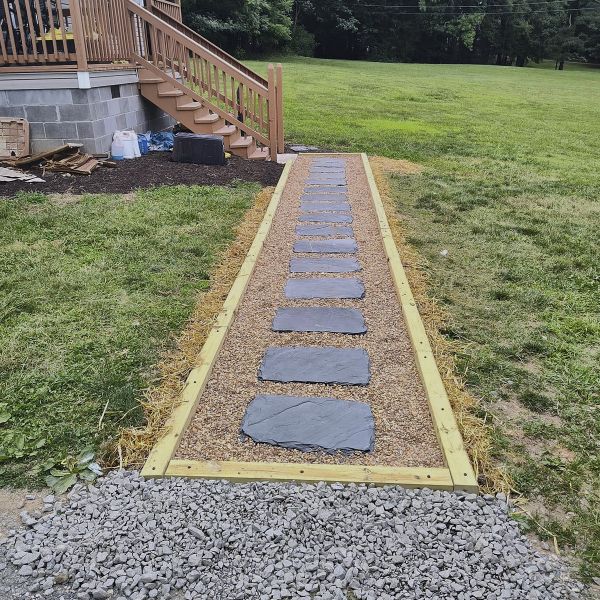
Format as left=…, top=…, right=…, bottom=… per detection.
left=0, top=470, right=588, bottom=600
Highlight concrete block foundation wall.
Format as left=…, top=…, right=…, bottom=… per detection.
left=0, top=70, right=174, bottom=155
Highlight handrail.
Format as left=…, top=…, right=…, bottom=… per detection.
left=126, top=0, right=279, bottom=151
left=126, top=0, right=267, bottom=93
left=148, top=1, right=268, bottom=87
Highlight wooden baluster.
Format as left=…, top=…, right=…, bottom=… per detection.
left=267, top=64, right=277, bottom=161
left=43, top=0, right=59, bottom=60
left=276, top=63, right=284, bottom=153
left=55, top=0, right=70, bottom=60
left=2, top=0, right=19, bottom=62
left=22, top=0, right=40, bottom=62
left=32, top=0, right=49, bottom=62
left=69, top=0, right=88, bottom=70
left=0, top=22, right=8, bottom=64
left=13, top=1, right=30, bottom=63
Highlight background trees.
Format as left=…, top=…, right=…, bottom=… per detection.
left=181, top=0, right=600, bottom=66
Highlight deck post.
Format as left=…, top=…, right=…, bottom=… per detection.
left=267, top=63, right=278, bottom=161
left=69, top=0, right=89, bottom=72
left=276, top=63, right=284, bottom=153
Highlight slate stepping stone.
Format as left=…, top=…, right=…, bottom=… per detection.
left=305, top=186, right=348, bottom=194
left=299, top=213, right=352, bottom=223
left=313, top=159, right=346, bottom=165
left=302, top=193, right=348, bottom=203
left=301, top=202, right=351, bottom=212
left=241, top=394, right=374, bottom=453
left=273, top=307, right=366, bottom=334
left=307, top=179, right=347, bottom=186
left=296, top=224, right=354, bottom=237
left=310, top=168, right=345, bottom=174
left=258, top=347, right=370, bottom=385
left=290, top=257, right=361, bottom=273
left=308, top=173, right=347, bottom=179
left=285, top=277, right=365, bottom=299
left=294, top=239, right=357, bottom=254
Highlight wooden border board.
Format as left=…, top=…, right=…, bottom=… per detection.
left=142, top=153, right=478, bottom=492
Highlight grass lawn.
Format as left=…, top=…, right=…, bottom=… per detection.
left=0, top=184, right=259, bottom=487
left=247, top=57, right=600, bottom=577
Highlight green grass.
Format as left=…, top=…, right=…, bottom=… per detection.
left=0, top=184, right=259, bottom=486
left=247, top=57, right=600, bottom=577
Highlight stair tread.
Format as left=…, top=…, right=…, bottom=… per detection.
left=248, top=147, right=270, bottom=160
left=213, top=125, right=236, bottom=135
left=230, top=136, right=254, bottom=148
left=178, top=101, right=202, bottom=110
left=194, top=112, right=220, bottom=124
left=158, top=89, right=184, bottom=97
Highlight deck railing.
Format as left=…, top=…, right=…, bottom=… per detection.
left=0, top=0, right=180, bottom=67
left=126, top=0, right=283, bottom=157
left=0, top=0, right=283, bottom=157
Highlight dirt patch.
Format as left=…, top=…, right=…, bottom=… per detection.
left=0, top=152, right=284, bottom=198
left=0, top=490, right=42, bottom=539
left=176, top=154, right=444, bottom=468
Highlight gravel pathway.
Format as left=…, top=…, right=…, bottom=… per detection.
left=178, top=153, right=443, bottom=467
left=0, top=471, right=587, bottom=600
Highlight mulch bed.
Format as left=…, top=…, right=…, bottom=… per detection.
left=0, top=152, right=284, bottom=197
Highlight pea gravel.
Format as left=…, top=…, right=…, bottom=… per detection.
left=0, top=471, right=588, bottom=599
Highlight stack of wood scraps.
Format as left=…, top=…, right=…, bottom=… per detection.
left=1, top=144, right=116, bottom=177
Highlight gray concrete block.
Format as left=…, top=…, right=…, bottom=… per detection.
left=258, top=347, right=370, bottom=385
left=71, top=88, right=95, bottom=104
left=94, top=101, right=109, bottom=120
left=32, top=138, right=68, bottom=153
left=0, top=106, right=25, bottom=118
left=25, top=105, right=58, bottom=123
left=241, top=394, right=374, bottom=454
left=28, top=122, right=46, bottom=139
left=107, top=99, right=122, bottom=117
left=0, top=91, right=7, bottom=107
left=92, top=119, right=107, bottom=138
left=115, top=114, right=127, bottom=129
left=125, top=112, right=138, bottom=130
left=96, top=87, right=113, bottom=102
left=76, top=121, right=94, bottom=139
left=59, top=104, right=92, bottom=122
left=6, top=89, right=71, bottom=105
left=45, top=122, right=77, bottom=139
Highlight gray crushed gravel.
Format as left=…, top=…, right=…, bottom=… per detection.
left=0, top=470, right=588, bottom=600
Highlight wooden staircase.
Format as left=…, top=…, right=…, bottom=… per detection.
left=127, top=0, right=283, bottom=160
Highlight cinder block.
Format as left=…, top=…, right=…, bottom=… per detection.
left=28, top=122, right=46, bottom=139
left=32, top=138, right=69, bottom=153
left=127, top=95, right=143, bottom=112
left=25, top=105, right=58, bottom=123
left=92, top=119, right=107, bottom=138
left=118, top=97, right=129, bottom=113
left=59, top=104, right=92, bottom=122
left=76, top=121, right=94, bottom=139
left=125, top=111, right=138, bottom=130
left=115, top=114, right=127, bottom=130
left=96, top=86, right=113, bottom=102
left=0, top=105, right=25, bottom=118
left=94, top=101, right=109, bottom=120
left=71, top=88, right=96, bottom=104
left=45, top=122, right=77, bottom=139
left=107, top=99, right=121, bottom=117
left=8, top=89, right=72, bottom=105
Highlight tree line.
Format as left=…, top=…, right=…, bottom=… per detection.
left=182, top=0, right=600, bottom=67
